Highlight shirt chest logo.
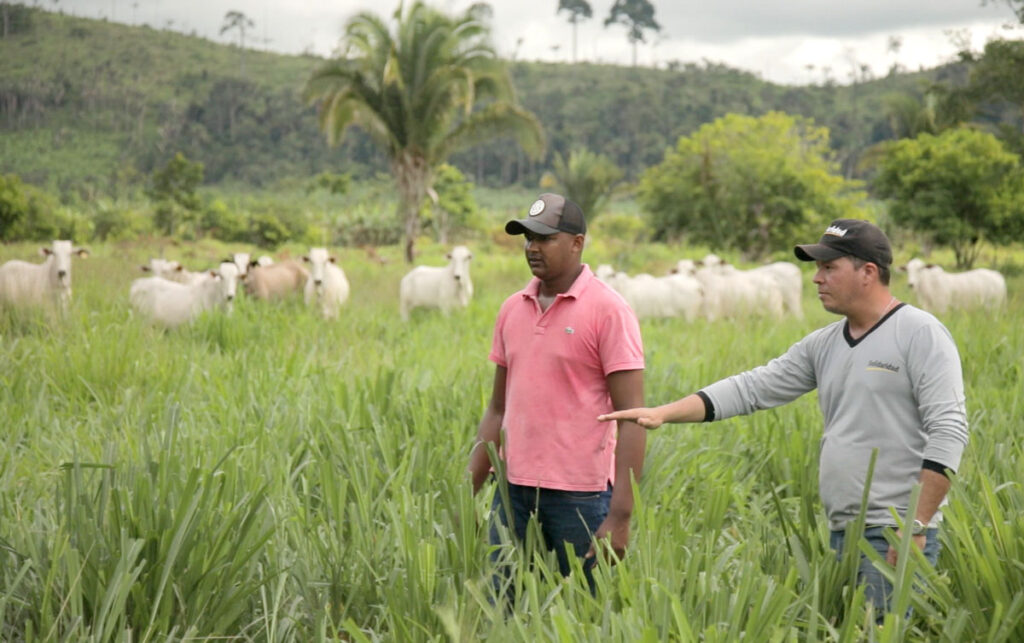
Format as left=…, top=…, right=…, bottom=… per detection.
left=866, top=360, right=900, bottom=373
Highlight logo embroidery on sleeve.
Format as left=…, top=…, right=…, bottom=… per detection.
left=565, top=327, right=574, bottom=334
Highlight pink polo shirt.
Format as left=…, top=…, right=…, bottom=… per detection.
left=489, top=264, right=644, bottom=491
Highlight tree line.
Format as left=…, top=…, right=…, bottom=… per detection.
left=1, top=3, right=1023, bottom=265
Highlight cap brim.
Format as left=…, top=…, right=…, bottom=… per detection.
left=505, top=218, right=560, bottom=235
left=794, top=243, right=845, bottom=262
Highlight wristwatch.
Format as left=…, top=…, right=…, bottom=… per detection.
left=910, top=519, right=927, bottom=535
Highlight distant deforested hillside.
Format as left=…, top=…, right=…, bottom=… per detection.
left=0, top=6, right=960, bottom=195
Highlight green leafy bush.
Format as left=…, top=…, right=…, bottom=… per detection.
left=638, top=112, right=866, bottom=260
left=332, top=205, right=403, bottom=247
left=91, top=200, right=152, bottom=241
left=201, top=198, right=249, bottom=242
left=147, top=153, right=204, bottom=236
left=874, top=127, right=1024, bottom=269
left=0, top=174, right=63, bottom=241
left=248, top=212, right=291, bottom=249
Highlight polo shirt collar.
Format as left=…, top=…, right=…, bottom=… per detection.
left=523, top=264, right=594, bottom=301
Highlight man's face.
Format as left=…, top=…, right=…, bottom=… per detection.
left=522, top=230, right=581, bottom=280
left=813, top=256, right=869, bottom=315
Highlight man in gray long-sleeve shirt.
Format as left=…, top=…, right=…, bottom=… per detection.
left=599, top=218, right=968, bottom=617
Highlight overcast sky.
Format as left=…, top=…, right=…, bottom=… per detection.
left=62, top=0, right=1022, bottom=84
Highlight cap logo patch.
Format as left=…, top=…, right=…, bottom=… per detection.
left=824, top=225, right=848, bottom=237
left=529, top=200, right=545, bottom=216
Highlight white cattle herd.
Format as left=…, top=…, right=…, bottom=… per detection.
left=598, top=252, right=1009, bottom=321
left=0, top=241, right=1012, bottom=326
left=902, top=258, right=1007, bottom=314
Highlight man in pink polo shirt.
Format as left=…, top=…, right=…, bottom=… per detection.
left=466, top=193, right=646, bottom=595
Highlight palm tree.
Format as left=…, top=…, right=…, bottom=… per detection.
left=557, top=0, right=592, bottom=64
left=544, top=148, right=622, bottom=221
left=604, top=0, right=660, bottom=67
left=220, top=10, right=254, bottom=75
left=305, top=2, right=544, bottom=262
left=882, top=92, right=939, bottom=140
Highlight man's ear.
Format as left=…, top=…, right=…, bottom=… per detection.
left=862, top=261, right=881, bottom=283
left=572, top=233, right=586, bottom=253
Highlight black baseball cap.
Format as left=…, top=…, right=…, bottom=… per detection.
left=505, top=193, right=587, bottom=236
left=794, top=219, right=893, bottom=268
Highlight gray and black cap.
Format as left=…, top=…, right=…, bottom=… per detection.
left=794, top=218, right=893, bottom=268
left=505, top=193, right=587, bottom=236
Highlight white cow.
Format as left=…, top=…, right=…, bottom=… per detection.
left=140, top=258, right=204, bottom=285
left=903, top=258, right=1007, bottom=314
left=230, top=252, right=252, bottom=280
left=695, top=264, right=783, bottom=321
left=679, top=256, right=800, bottom=319
left=0, top=240, right=88, bottom=313
left=399, top=245, right=473, bottom=321
left=671, top=259, right=698, bottom=277
left=303, top=247, right=350, bottom=319
left=255, top=255, right=274, bottom=267
left=597, top=264, right=703, bottom=321
left=130, top=262, right=240, bottom=328
left=244, top=260, right=309, bottom=301
left=699, top=253, right=726, bottom=270
left=749, top=262, right=803, bottom=319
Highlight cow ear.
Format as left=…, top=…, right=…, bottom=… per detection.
left=75, top=248, right=89, bottom=257
left=926, top=263, right=937, bottom=269
left=249, top=259, right=259, bottom=267
left=898, top=265, right=907, bottom=272
left=141, top=265, right=152, bottom=272
left=328, top=256, right=336, bottom=263
left=40, top=247, right=53, bottom=256
left=209, top=270, right=218, bottom=278
left=301, top=256, right=310, bottom=262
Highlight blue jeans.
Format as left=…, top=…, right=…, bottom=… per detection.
left=830, top=525, right=940, bottom=618
left=489, top=481, right=612, bottom=595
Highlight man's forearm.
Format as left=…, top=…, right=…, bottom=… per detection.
left=657, top=393, right=710, bottom=424
left=608, top=422, right=646, bottom=518
left=915, top=468, right=951, bottom=524
left=468, top=410, right=501, bottom=495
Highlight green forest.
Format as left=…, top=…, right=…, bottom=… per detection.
left=1, top=4, right=1023, bottom=266
left=0, top=6, right=1003, bottom=191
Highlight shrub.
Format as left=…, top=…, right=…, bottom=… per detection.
left=201, top=199, right=249, bottom=242
left=0, top=174, right=63, bottom=241
left=249, top=212, right=291, bottom=249
left=91, top=200, right=152, bottom=241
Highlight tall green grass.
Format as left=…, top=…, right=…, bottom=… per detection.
left=0, top=239, right=1022, bottom=640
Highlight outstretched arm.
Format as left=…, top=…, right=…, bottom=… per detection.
left=597, top=392, right=709, bottom=429
left=467, top=365, right=506, bottom=495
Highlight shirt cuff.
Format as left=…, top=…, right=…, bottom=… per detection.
left=922, top=458, right=954, bottom=478
left=695, top=391, right=715, bottom=422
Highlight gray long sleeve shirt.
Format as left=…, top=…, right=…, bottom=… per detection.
left=701, top=304, right=968, bottom=530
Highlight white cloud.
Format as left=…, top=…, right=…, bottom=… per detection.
left=61, top=0, right=1024, bottom=84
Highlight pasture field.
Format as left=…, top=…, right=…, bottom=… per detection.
left=1, top=238, right=1022, bottom=641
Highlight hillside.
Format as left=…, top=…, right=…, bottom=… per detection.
left=0, top=6, right=956, bottom=195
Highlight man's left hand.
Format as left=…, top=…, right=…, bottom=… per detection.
left=886, top=531, right=926, bottom=566
left=585, top=513, right=630, bottom=564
